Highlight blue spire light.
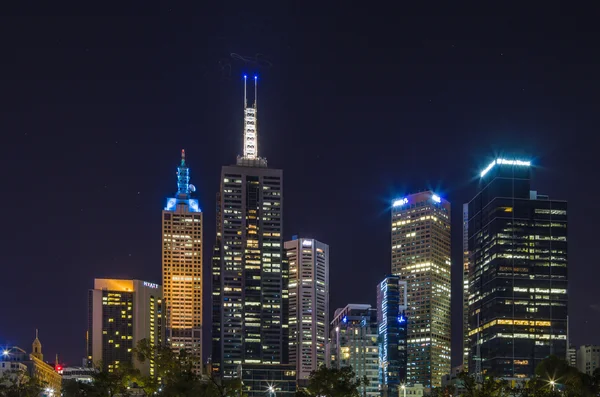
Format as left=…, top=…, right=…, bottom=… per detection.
left=177, top=149, right=190, bottom=195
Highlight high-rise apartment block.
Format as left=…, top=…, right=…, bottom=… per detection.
left=467, top=158, right=568, bottom=378
left=162, top=151, right=203, bottom=373
left=285, top=237, right=329, bottom=383
left=377, top=276, right=408, bottom=397
left=87, top=279, right=164, bottom=376
left=391, top=191, right=451, bottom=387
left=212, top=76, right=284, bottom=377
left=577, top=345, right=600, bottom=376
left=328, top=304, right=379, bottom=397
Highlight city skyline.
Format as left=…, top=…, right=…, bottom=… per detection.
left=2, top=6, right=598, bottom=372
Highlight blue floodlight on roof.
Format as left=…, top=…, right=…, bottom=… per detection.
left=392, top=198, right=409, bottom=207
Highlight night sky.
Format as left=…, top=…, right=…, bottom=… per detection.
left=1, top=3, right=599, bottom=367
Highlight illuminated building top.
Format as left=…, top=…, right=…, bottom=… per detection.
left=165, top=150, right=201, bottom=212
left=237, top=75, right=267, bottom=167
left=392, top=191, right=445, bottom=208
left=479, top=158, right=531, bottom=178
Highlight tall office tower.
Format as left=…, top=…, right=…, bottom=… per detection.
left=212, top=76, right=284, bottom=377
left=391, top=191, right=451, bottom=387
left=377, top=276, right=408, bottom=397
left=328, top=304, right=380, bottom=397
left=462, top=203, right=470, bottom=371
left=87, top=279, right=164, bottom=376
left=284, top=237, right=329, bottom=384
left=162, top=151, right=203, bottom=373
left=468, top=158, right=568, bottom=378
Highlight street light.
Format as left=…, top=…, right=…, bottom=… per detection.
left=2, top=350, right=9, bottom=357
left=549, top=380, right=556, bottom=391
left=268, top=385, right=275, bottom=397
left=400, top=384, right=406, bottom=397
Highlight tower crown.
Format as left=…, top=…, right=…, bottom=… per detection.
left=237, top=76, right=267, bottom=167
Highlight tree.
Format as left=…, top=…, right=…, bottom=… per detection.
left=458, top=371, right=508, bottom=397
left=0, top=370, right=42, bottom=397
left=297, top=366, right=367, bottom=397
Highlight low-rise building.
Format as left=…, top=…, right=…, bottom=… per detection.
left=61, top=366, right=96, bottom=384
left=577, top=345, right=600, bottom=376
left=0, top=332, right=62, bottom=395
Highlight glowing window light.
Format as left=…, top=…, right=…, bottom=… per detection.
left=480, top=158, right=531, bottom=177
left=393, top=198, right=409, bottom=207
left=432, top=194, right=441, bottom=203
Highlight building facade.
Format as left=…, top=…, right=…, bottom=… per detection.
left=87, top=279, right=164, bottom=376
left=577, top=345, right=600, bottom=376
left=212, top=76, right=285, bottom=377
left=377, top=276, right=408, bottom=397
left=391, top=191, right=451, bottom=387
left=240, top=364, right=297, bottom=397
left=285, top=237, right=329, bottom=383
left=467, top=158, right=568, bottom=378
left=328, top=304, right=379, bottom=397
left=462, top=203, right=470, bottom=371
left=162, top=150, right=203, bottom=373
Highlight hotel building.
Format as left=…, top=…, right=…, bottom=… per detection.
left=87, top=279, right=164, bottom=376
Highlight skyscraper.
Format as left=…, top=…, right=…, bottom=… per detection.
left=467, top=158, right=568, bottom=378
left=328, top=304, right=379, bottom=397
left=284, top=237, right=329, bottom=384
left=377, top=276, right=408, bottom=397
left=391, top=191, right=451, bottom=387
left=162, top=152, right=203, bottom=373
left=462, top=203, right=470, bottom=371
left=212, top=76, right=284, bottom=377
left=87, top=279, right=164, bottom=376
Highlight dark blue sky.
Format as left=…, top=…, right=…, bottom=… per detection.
left=1, top=2, right=598, bottom=367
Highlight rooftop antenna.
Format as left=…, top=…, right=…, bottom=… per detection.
left=242, top=74, right=258, bottom=160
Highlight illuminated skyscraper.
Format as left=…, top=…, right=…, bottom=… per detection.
left=284, top=237, right=329, bottom=383
left=212, top=76, right=284, bottom=377
left=467, top=158, right=568, bottom=378
left=391, top=191, right=451, bottom=388
left=87, top=279, right=164, bottom=376
left=377, top=276, right=408, bottom=397
left=162, top=151, right=203, bottom=373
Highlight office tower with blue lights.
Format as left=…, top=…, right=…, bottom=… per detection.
left=212, top=76, right=284, bottom=377
left=467, top=158, right=568, bottom=379
left=391, top=191, right=451, bottom=388
left=328, top=304, right=379, bottom=397
left=377, top=276, right=408, bottom=397
left=162, top=151, right=203, bottom=373
left=284, top=237, right=329, bottom=384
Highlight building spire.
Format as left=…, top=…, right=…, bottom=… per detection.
left=177, top=149, right=190, bottom=196
left=242, top=75, right=258, bottom=160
